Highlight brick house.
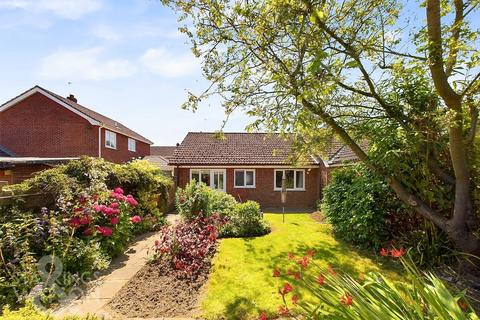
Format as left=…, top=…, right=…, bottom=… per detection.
left=0, top=85, right=153, bottom=186
left=169, top=132, right=360, bottom=209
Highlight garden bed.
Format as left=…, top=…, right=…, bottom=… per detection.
left=106, top=256, right=213, bottom=318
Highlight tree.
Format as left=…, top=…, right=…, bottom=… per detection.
left=161, top=0, right=480, bottom=272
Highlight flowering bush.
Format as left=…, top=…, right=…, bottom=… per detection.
left=264, top=248, right=478, bottom=319
left=153, top=215, right=225, bottom=278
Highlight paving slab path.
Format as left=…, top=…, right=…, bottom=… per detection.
left=54, top=213, right=183, bottom=319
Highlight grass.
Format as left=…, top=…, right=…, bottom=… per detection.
left=201, top=213, right=402, bottom=319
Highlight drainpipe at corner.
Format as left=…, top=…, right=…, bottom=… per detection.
left=98, top=126, right=102, bottom=158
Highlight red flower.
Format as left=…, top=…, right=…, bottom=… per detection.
left=96, top=226, right=113, bottom=237
left=278, top=305, right=289, bottom=315
left=288, top=252, right=295, bottom=260
left=74, top=207, right=84, bottom=213
left=259, top=311, right=267, bottom=320
left=391, top=247, right=406, bottom=258
left=79, top=215, right=91, bottom=225
left=110, top=217, right=120, bottom=225
left=114, top=187, right=124, bottom=195
left=458, top=299, right=468, bottom=311
left=131, top=215, right=142, bottom=224
left=273, top=268, right=281, bottom=277
left=70, top=217, right=81, bottom=228
left=328, top=265, right=337, bottom=276
left=83, top=228, right=93, bottom=236
left=306, top=249, right=315, bottom=257
left=297, top=256, right=310, bottom=268
left=293, top=272, right=301, bottom=280
left=316, top=274, right=325, bottom=285
left=281, top=283, right=293, bottom=295
left=379, top=248, right=389, bottom=256
left=340, top=293, right=353, bottom=306
left=291, top=295, right=299, bottom=305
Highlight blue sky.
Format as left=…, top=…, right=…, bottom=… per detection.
left=0, top=0, right=252, bottom=146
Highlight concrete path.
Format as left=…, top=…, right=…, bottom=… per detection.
left=54, top=213, right=181, bottom=319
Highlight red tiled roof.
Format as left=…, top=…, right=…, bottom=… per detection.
left=326, top=141, right=367, bottom=166
left=170, top=132, right=319, bottom=166
left=150, top=146, right=177, bottom=159
left=0, top=86, right=153, bottom=145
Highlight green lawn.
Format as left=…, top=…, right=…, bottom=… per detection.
left=201, top=213, right=402, bottom=319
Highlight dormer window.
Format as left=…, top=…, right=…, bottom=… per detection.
left=105, top=130, right=117, bottom=149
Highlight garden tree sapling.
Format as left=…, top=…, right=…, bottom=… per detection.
left=161, top=0, right=480, bottom=272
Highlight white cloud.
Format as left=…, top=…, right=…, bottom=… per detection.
left=140, top=48, right=200, bottom=78
left=0, top=0, right=102, bottom=19
left=91, top=24, right=122, bottom=42
left=39, top=47, right=136, bottom=81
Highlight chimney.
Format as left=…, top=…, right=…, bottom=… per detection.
left=67, top=94, right=77, bottom=103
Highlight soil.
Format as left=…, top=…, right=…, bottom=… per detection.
left=311, top=211, right=327, bottom=223
left=106, top=258, right=211, bottom=318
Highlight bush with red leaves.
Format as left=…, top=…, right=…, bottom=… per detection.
left=153, top=214, right=225, bottom=278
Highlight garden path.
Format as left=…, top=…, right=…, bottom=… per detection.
left=54, top=213, right=183, bottom=319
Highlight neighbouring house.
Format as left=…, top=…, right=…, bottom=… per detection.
left=169, top=132, right=361, bottom=209
left=144, top=146, right=177, bottom=177
left=0, top=85, right=153, bottom=186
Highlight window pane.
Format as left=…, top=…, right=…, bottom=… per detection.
left=275, top=170, right=283, bottom=188
left=235, top=170, right=244, bottom=186
left=285, top=170, right=294, bottom=189
left=191, top=172, right=199, bottom=182
left=296, top=171, right=304, bottom=189
left=246, top=171, right=254, bottom=186
left=201, top=172, right=210, bottom=186
left=218, top=172, right=224, bottom=190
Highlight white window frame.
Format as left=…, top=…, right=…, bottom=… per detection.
left=105, top=130, right=117, bottom=149
left=274, top=169, right=305, bottom=191
left=128, top=138, right=136, bottom=152
left=234, top=169, right=256, bottom=188
left=189, top=169, right=226, bottom=192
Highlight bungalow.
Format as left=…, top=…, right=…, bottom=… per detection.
left=0, top=85, right=153, bottom=186
left=169, top=132, right=360, bottom=209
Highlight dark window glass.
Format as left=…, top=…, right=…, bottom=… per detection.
left=235, top=170, right=245, bottom=186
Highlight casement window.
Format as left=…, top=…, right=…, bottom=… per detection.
left=128, top=138, right=136, bottom=152
left=274, top=169, right=305, bottom=191
left=234, top=169, right=255, bottom=188
left=190, top=169, right=226, bottom=191
left=105, top=130, right=117, bottom=149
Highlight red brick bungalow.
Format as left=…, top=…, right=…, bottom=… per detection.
left=0, top=85, right=153, bottom=186
left=169, top=132, right=360, bottom=209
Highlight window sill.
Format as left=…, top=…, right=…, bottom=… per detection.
left=273, top=189, right=306, bottom=192
left=105, top=145, right=117, bottom=150
left=233, top=186, right=256, bottom=189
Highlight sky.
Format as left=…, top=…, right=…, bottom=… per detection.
left=0, top=0, right=252, bottom=146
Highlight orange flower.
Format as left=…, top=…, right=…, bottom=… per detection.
left=288, top=252, right=295, bottom=260
left=297, top=256, right=310, bottom=268
left=379, top=248, right=389, bottom=256
left=390, top=247, right=406, bottom=258
left=328, top=265, right=337, bottom=276
left=278, top=305, right=289, bottom=315
left=306, top=249, right=315, bottom=257
left=458, top=299, right=468, bottom=311
left=291, top=295, right=299, bottom=305
left=293, top=272, right=301, bottom=280
left=316, top=274, right=325, bottom=285
left=340, top=293, right=353, bottom=306
left=281, top=283, right=293, bottom=295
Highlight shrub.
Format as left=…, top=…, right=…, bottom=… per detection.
left=220, top=201, right=270, bottom=237
left=0, top=300, right=99, bottom=319
left=153, top=215, right=224, bottom=278
left=268, top=250, right=478, bottom=319
left=175, top=182, right=270, bottom=237
left=321, top=165, right=406, bottom=249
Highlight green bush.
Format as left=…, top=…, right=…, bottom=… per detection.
left=221, top=201, right=270, bottom=237
left=175, top=182, right=270, bottom=237
left=321, top=165, right=405, bottom=249
left=0, top=301, right=98, bottom=319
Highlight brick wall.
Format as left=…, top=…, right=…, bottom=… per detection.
left=0, top=92, right=150, bottom=164
left=175, top=167, right=321, bottom=209
left=0, top=168, right=13, bottom=187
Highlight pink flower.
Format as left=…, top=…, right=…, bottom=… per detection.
left=297, top=256, right=310, bottom=268
left=79, top=215, right=91, bottom=225
left=109, top=202, right=119, bottom=209
left=291, top=295, right=299, bottom=305
left=380, top=248, right=389, bottom=256
left=131, top=215, right=142, bottom=224
left=259, top=311, right=267, bottom=320
left=96, top=226, right=113, bottom=237
left=83, top=228, right=93, bottom=236
left=288, top=252, right=295, bottom=260
left=114, top=187, right=124, bottom=195
left=391, top=247, right=406, bottom=258
left=102, top=207, right=115, bottom=216
left=94, top=204, right=105, bottom=212
left=126, top=195, right=138, bottom=207
left=316, top=274, right=325, bottom=285
left=110, top=217, right=120, bottom=225
left=281, top=283, right=293, bottom=295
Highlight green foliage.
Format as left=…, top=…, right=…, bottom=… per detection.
left=0, top=300, right=98, bottom=319
left=221, top=201, right=270, bottom=237
left=321, top=165, right=403, bottom=249
left=278, top=254, right=478, bottom=319
left=175, top=182, right=270, bottom=237
left=473, top=133, right=480, bottom=219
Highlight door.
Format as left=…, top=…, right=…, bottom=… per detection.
left=212, top=170, right=225, bottom=191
